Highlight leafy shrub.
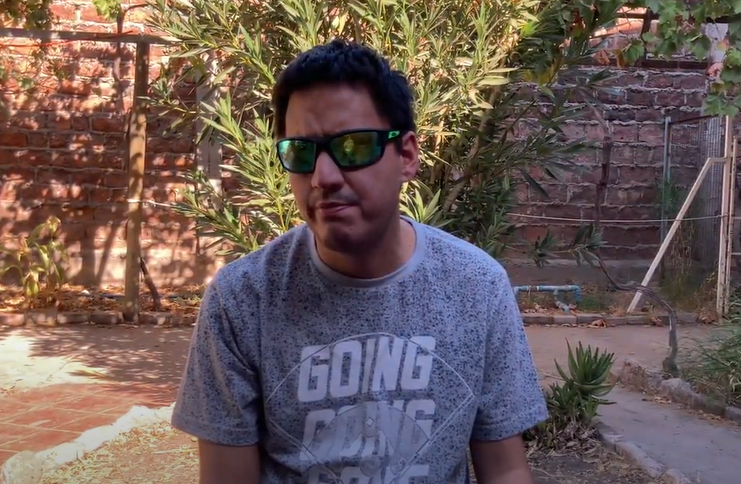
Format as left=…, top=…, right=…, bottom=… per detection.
left=0, top=216, right=68, bottom=308
left=147, top=0, right=617, bottom=260
left=526, top=341, right=616, bottom=449
left=681, top=298, right=741, bottom=407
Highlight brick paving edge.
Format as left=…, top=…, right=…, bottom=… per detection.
left=613, top=358, right=741, bottom=425
left=0, top=403, right=175, bottom=484
left=596, top=422, right=692, bottom=484
left=0, top=310, right=699, bottom=329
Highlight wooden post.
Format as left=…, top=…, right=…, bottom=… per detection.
left=627, top=156, right=723, bottom=312
left=123, top=42, right=150, bottom=323
left=716, top=117, right=734, bottom=316
left=195, top=51, right=223, bottom=255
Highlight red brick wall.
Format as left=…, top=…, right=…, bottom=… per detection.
left=0, top=0, right=217, bottom=286
left=512, top=67, right=707, bottom=259
left=0, top=2, right=709, bottom=285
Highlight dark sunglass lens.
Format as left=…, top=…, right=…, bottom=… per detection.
left=277, top=140, right=316, bottom=172
left=330, top=131, right=382, bottom=167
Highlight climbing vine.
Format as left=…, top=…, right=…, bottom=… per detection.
left=624, top=0, right=741, bottom=115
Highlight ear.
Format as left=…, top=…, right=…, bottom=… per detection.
left=398, top=131, right=420, bottom=183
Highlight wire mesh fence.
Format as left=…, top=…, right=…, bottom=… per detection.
left=659, top=114, right=726, bottom=308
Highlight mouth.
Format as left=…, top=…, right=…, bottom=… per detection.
left=314, top=202, right=355, bottom=217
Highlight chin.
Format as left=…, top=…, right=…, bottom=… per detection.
left=315, top=225, right=367, bottom=254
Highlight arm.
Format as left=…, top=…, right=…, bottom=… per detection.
left=470, top=268, right=548, bottom=484
left=171, top=276, right=263, bottom=484
left=470, top=437, right=532, bottom=484
left=198, top=440, right=260, bottom=484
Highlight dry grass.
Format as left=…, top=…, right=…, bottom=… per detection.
left=0, top=284, right=205, bottom=316
left=40, top=423, right=197, bottom=484
left=39, top=423, right=654, bottom=484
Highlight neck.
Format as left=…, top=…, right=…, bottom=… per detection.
left=315, top=218, right=416, bottom=279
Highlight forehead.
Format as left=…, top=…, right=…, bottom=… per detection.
left=284, top=84, right=388, bottom=137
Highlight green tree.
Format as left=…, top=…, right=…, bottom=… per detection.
left=147, top=0, right=618, bottom=260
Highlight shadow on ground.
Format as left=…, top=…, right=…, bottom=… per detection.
left=0, top=325, right=193, bottom=405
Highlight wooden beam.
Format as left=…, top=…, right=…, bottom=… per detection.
left=0, top=27, right=176, bottom=45
left=123, top=41, right=150, bottom=323
left=627, top=156, right=725, bottom=312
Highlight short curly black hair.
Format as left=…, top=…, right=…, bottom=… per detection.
left=271, top=39, right=416, bottom=139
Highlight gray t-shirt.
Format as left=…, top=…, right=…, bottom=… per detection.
left=172, top=218, right=548, bottom=483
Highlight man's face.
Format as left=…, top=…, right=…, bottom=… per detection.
left=284, top=84, right=418, bottom=255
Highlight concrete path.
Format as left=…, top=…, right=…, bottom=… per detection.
left=527, top=325, right=741, bottom=484
left=602, top=387, right=741, bottom=484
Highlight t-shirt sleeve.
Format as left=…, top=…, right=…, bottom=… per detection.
left=471, top=270, right=548, bottom=441
left=171, top=277, right=262, bottom=446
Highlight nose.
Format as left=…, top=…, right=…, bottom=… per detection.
left=311, top=151, right=344, bottom=190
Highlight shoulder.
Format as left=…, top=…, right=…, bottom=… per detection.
left=209, top=223, right=311, bottom=300
left=417, top=222, right=510, bottom=288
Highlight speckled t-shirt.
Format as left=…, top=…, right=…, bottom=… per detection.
left=172, top=218, right=548, bottom=484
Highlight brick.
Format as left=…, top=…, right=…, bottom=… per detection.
left=610, top=145, right=635, bottom=164
left=603, top=227, right=659, bottom=246
left=654, top=90, right=685, bottom=107
left=612, top=124, right=637, bottom=143
left=1, top=166, right=35, bottom=182
left=50, top=3, right=78, bottom=20
left=58, top=79, right=94, bottom=96
left=604, top=109, right=635, bottom=122
left=91, top=115, right=126, bottom=133
left=644, top=74, right=673, bottom=88
left=71, top=115, right=90, bottom=131
left=673, top=73, right=706, bottom=90
left=94, top=205, right=127, bottom=222
left=605, top=187, right=658, bottom=205
left=635, top=108, right=664, bottom=122
left=0, top=132, right=28, bottom=147
left=625, top=90, right=652, bottom=105
left=637, top=123, right=665, bottom=145
left=619, top=165, right=658, bottom=183
left=48, top=113, right=73, bottom=130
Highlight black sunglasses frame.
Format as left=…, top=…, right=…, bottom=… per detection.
left=275, top=128, right=402, bottom=174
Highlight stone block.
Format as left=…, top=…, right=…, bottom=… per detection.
left=25, top=309, right=58, bottom=326
left=604, top=315, right=646, bottom=326
left=725, top=405, right=741, bottom=424
left=552, top=314, right=577, bottom=325
left=56, top=312, right=89, bottom=324
left=89, top=311, right=122, bottom=325
left=139, top=312, right=171, bottom=326
left=521, top=313, right=553, bottom=325
left=0, top=312, right=25, bottom=326
left=575, top=313, right=602, bottom=324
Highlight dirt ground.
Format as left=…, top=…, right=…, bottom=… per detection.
left=0, top=284, right=203, bottom=316
left=0, top=281, right=701, bottom=319
left=38, top=423, right=654, bottom=484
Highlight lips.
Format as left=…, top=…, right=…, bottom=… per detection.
left=315, top=202, right=354, bottom=217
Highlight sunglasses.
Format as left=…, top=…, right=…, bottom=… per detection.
left=276, top=129, right=402, bottom=174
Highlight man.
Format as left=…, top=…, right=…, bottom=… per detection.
left=172, top=39, right=548, bottom=484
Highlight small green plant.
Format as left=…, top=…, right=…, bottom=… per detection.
left=577, top=292, right=611, bottom=313
left=681, top=298, right=741, bottom=406
left=526, top=341, right=616, bottom=449
left=0, top=216, right=68, bottom=308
